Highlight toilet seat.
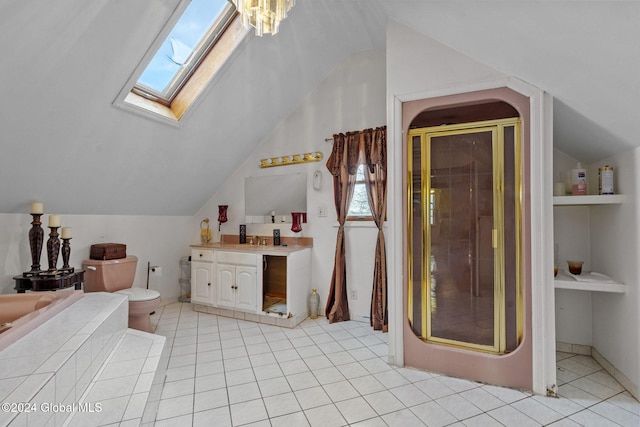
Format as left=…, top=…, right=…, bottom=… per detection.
left=116, top=288, right=160, bottom=302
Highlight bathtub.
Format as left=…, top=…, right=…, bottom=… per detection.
left=0, top=290, right=83, bottom=351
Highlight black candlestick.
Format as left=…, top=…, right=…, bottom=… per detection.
left=46, top=226, right=60, bottom=272
left=61, top=238, right=71, bottom=269
left=29, top=213, right=44, bottom=272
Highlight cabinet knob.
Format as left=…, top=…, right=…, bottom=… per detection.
left=208, top=283, right=211, bottom=286
left=199, top=253, right=203, bottom=257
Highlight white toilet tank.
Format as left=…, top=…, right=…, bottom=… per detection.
left=82, top=255, right=138, bottom=293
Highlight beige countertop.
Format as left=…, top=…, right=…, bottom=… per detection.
left=190, top=242, right=311, bottom=254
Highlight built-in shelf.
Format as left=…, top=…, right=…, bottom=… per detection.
left=553, top=194, right=624, bottom=206
left=554, top=271, right=626, bottom=293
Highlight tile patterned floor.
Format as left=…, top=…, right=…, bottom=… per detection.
left=144, top=303, right=640, bottom=426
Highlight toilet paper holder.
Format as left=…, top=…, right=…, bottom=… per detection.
left=146, top=262, right=161, bottom=289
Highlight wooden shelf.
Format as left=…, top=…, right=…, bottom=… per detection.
left=554, top=271, right=625, bottom=293
left=553, top=195, right=624, bottom=206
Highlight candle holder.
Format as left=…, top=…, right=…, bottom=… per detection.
left=291, top=212, right=307, bottom=246
left=218, top=205, right=228, bottom=243
left=46, top=226, right=60, bottom=272
left=61, top=237, right=72, bottom=269
left=218, top=205, right=228, bottom=231
left=28, top=213, right=44, bottom=272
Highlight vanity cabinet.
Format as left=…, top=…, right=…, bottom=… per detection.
left=191, top=249, right=215, bottom=304
left=215, top=252, right=259, bottom=312
left=189, top=243, right=312, bottom=327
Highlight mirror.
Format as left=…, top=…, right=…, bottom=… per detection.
left=245, top=173, right=307, bottom=223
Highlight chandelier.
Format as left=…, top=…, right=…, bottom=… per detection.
left=232, top=0, right=295, bottom=36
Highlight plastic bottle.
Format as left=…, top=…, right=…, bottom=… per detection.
left=571, top=162, right=587, bottom=195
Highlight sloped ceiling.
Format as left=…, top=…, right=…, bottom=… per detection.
left=0, top=0, right=638, bottom=215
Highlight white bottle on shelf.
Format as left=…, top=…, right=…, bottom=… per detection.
left=571, top=162, right=587, bottom=195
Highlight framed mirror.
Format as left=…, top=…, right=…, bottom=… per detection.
left=245, top=173, right=307, bottom=223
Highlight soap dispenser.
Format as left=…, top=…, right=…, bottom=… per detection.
left=571, top=162, right=587, bottom=195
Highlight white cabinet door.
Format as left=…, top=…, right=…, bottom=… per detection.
left=217, top=263, right=236, bottom=308
left=191, top=262, right=213, bottom=304
left=236, top=266, right=257, bottom=312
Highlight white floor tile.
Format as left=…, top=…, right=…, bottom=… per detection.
left=487, top=405, right=541, bottom=427
left=312, top=366, right=345, bottom=385
left=286, top=371, right=320, bottom=391
left=511, top=396, right=564, bottom=425
left=156, top=394, right=194, bottom=421
left=335, top=396, right=378, bottom=424
left=295, top=385, right=333, bottom=410
left=258, top=376, right=292, bottom=397
left=193, top=406, right=231, bottom=427
left=269, top=411, right=310, bottom=427
left=227, top=381, right=261, bottom=404
left=590, top=400, right=640, bottom=426
left=144, top=303, right=636, bottom=427
left=569, top=408, right=621, bottom=426
left=436, top=393, right=483, bottom=420
left=304, top=403, right=347, bottom=427
left=161, top=377, right=195, bottom=400
left=350, top=374, right=386, bottom=395
left=410, top=400, right=458, bottom=427
left=364, top=389, right=406, bottom=415
left=263, top=391, right=302, bottom=418
left=193, top=387, right=228, bottom=412
left=229, top=398, right=268, bottom=425
left=323, top=379, right=361, bottom=402
left=382, top=408, right=427, bottom=426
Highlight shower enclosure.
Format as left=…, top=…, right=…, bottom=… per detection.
left=408, top=118, right=522, bottom=354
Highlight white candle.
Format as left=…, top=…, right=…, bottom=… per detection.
left=61, top=227, right=72, bottom=239
left=31, top=202, right=43, bottom=214
left=48, top=215, right=60, bottom=227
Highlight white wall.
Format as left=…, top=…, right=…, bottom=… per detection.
left=192, top=49, right=387, bottom=321
left=0, top=213, right=192, bottom=303
left=590, top=148, right=640, bottom=395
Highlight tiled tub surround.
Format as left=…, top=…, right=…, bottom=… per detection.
left=0, top=292, right=165, bottom=427
left=0, top=290, right=84, bottom=352
left=146, top=302, right=640, bottom=427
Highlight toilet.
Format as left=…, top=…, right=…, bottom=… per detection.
left=82, top=255, right=160, bottom=333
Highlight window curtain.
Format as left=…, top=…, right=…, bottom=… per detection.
left=363, top=126, right=388, bottom=331
left=325, top=132, right=360, bottom=323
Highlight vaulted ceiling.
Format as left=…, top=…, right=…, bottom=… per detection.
left=1, top=0, right=638, bottom=215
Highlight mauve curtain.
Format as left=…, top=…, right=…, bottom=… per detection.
left=363, top=126, right=388, bottom=331
left=325, top=132, right=360, bottom=323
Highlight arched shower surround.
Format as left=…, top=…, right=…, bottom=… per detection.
left=402, top=87, right=534, bottom=391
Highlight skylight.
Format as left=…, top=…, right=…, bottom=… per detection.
left=131, top=0, right=237, bottom=107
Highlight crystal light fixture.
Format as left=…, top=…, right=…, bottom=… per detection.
left=232, top=0, right=295, bottom=36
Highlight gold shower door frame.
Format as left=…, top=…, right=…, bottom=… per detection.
left=407, top=118, right=522, bottom=354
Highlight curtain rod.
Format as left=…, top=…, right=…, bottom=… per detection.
left=324, top=125, right=386, bottom=142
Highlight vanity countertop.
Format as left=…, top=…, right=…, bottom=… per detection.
left=191, top=242, right=311, bottom=254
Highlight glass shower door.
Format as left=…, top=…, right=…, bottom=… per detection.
left=408, top=118, right=521, bottom=354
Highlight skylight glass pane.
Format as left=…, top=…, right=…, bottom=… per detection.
left=137, top=0, right=229, bottom=96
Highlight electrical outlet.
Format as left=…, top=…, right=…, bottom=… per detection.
left=318, top=206, right=328, bottom=217
left=350, top=289, right=357, bottom=300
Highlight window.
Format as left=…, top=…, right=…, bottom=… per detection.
left=134, top=0, right=233, bottom=104
left=347, top=165, right=373, bottom=220
left=119, top=0, right=249, bottom=122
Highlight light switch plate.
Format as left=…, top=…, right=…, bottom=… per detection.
left=318, top=206, right=328, bottom=217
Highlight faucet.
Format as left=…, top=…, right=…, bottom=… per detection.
left=261, top=237, right=268, bottom=246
